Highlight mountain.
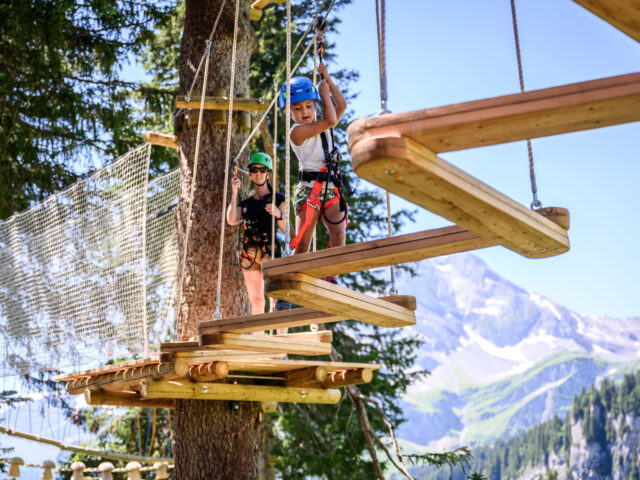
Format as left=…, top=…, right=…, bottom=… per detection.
left=399, top=370, right=640, bottom=479
left=394, top=253, right=640, bottom=449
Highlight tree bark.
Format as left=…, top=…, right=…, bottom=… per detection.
left=174, top=1, right=261, bottom=478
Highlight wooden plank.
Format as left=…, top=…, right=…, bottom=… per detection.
left=84, top=389, right=175, bottom=409
left=262, top=226, right=495, bottom=278
left=198, top=332, right=332, bottom=356
left=160, top=349, right=286, bottom=363
left=250, top=7, right=263, bottom=20
left=175, top=95, right=268, bottom=112
left=265, top=273, right=416, bottom=328
left=140, top=380, right=341, bottom=404
left=198, top=295, right=416, bottom=334
left=347, top=73, right=640, bottom=154
left=251, top=0, right=284, bottom=8
left=572, top=0, right=640, bottom=42
left=273, top=330, right=333, bottom=343
left=324, top=368, right=373, bottom=388
left=223, top=358, right=381, bottom=375
left=66, top=361, right=189, bottom=395
left=54, top=357, right=159, bottom=382
left=143, top=131, right=177, bottom=149
left=350, top=135, right=570, bottom=259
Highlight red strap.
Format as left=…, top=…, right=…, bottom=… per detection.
left=290, top=178, right=344, bottom=251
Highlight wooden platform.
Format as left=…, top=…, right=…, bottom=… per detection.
left=349, top=135, right=570, bottom=258
left=265, top=273, right=416, bottom=328
left=347, top=73, right=640, bottom=154
left=198, top=295, right=415, bottom=334
left=55, top=353, right=379, bottom=406
left=262, top=226, right=495, bottom=278
left=572, top=0, right=640, bottom=42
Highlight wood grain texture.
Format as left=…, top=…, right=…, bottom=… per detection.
left=265, top=273, right=416, bottom=328
left=143, top=131, right=177, bottom=148
left=198, top=295, right=416, bottom=334
left=350, top=135, right=570, bottom=259
left=175, top=95, right=268, bottom=112
left=347, top=73, right=640, bottom=154
left=84, top=389, right=176, bottom=409
left=572, top=0, right=640, bottom=42
left=262, top=226, right=495, bottom=278
left=198, top=332, right=332, bottom=356
left=141, top=380, right=342, bottom=404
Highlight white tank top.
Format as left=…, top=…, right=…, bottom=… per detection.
left=290, top=123, right=334, bottom=188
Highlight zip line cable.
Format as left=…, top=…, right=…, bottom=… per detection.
left=510, top=0, right=542, bottom=209
left=374, top=0, right=397, bottom=295
left=284, top=0, right=292, bottom=253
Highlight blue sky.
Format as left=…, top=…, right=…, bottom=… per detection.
left=332, top=0, right=640, bottom=318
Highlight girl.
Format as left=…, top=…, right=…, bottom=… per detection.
left=279, top=63, right=348, bottom=279
left=227, top=152, right=288, bottom=320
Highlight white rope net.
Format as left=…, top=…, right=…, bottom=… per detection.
left=0, top=144, right=180, bottom=376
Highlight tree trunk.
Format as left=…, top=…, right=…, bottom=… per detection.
left=174, top=1, right=261, bottom=478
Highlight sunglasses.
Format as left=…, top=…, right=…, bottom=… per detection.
left=249, top=167, right=268, bottom=173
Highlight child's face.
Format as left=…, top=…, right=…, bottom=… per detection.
left=291, top=100, right=315, bottom=124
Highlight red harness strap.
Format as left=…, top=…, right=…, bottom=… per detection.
left=290, top=168, right=343, bottom=251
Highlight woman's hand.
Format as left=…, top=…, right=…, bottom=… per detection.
left=231, top=175, right=241, bottom=193
left=265, top=203, right=282, bottom=219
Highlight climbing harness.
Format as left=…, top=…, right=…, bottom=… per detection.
left=510, top=0, right=542, bottom=209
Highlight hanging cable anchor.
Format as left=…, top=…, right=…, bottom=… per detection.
left=213, top=292, right=222, bottom=320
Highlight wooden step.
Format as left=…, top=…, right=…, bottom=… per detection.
left=572, top=0, right=640, bottom=42
left=265, top=273, right=416, bottom=328
left=198, top=332, right=332, bottom=356
left=140, top=379, right=341, bottom=404
left=262, top=226, right=495, bottom=278
left=347, top=73, right=640, bottom=154
left=175, top=95, right=267, bottom=112
left=349, top=135, right=570, bottom=258
left=198, top=295, right=416, bottom=334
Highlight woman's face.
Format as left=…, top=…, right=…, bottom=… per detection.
left=249, top=164, right=269, bottom=185
left=291, top=100, right=315, bottom=124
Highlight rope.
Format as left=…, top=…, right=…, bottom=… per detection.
left=234, top=0, right=338, bottom=162
left=311, top=33, right=318, bottom=253
left=174, top=35, right=215, bottom=334
left=375, top=0, right=396, bottom=294
left=213, top=0, right=241, bottom=320
left=173, top=0, right=228, bottom=120
left=374, top=0, right=389, bottom=114
left=283, top=0, right=292, bottom=254
left=141, top=143, right=151, bottom=357
left=509, top=0, right=541, bottom=209
left=271, top=80, right=278, bottom=268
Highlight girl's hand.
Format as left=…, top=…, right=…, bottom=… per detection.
left=318, top=63, right=329, bottom=79
left=265, top=203, right=282, bottom=219
left=231, top=175, right=241, bottom=192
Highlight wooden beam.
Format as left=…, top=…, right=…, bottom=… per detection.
left=84, top=389, right=175, bottom=409
left=273, top=330, right=333, bottom=343
left=159, top=349, right=287, bottom=363
left=250, top=7, right=263, bottom=20
left=251, top=0, right=284, bottom=9
left=347, top=73, right=640, bottom=154
left=55, top=357, right=160, bottom=382
left=262, top=226, right=495, bottom=278
left=571, top=0, right=640, bottom=42
left=175, top=95, right=268, bottom=112
left=350, top=135, right=570, bottom=258
left=198, top=332, right=332, bottom=356
left=198, top=295, right=416, bottom=335
left=140, top=380, right=342, bottom=404
left=143, top=131, right=177, bottom=149
left=265, top=273, right=416, bottom=328
left=66, top=361, right=189, bottom=395
left=283, top=367, right=328, bottom=388
left=324, top=368, right=373, bottom=388
left=187, top=362, right=229, bottom=382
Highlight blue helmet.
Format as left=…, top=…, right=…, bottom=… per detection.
left=278, top=76, right=319, bottom=108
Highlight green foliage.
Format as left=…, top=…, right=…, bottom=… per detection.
left=0, top=0, right=175, bottom=219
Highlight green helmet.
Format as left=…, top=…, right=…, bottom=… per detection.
left=248, top=152, right=273, bottom=171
